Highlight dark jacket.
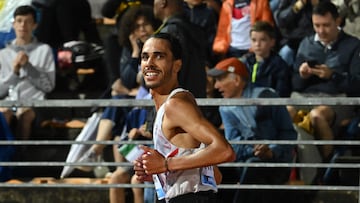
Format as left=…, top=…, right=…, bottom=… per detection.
left=292, top=30, right=360, bottom=96
left=158, top=14, right=207, bottom=98
left=184, top=2, right=218, bottom=67
left=119, top=46, right=139, bottom=89
left=275, top=0, right=327, bottom=49
left=242, top=52, right=292, bottom=97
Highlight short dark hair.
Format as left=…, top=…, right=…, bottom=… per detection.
left=14, top=5, right=37, bottom=23
left=149, top=33, right=182, bottom=60
left=313, top=1, right=339, bottom=19
left=250, top=21, right=276, bottom=39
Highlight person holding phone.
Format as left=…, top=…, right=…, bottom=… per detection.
left=289, top=1, right=360, bottom=183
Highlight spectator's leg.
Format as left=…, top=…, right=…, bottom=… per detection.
left=309, top=105, right=335, bottom=160
left=109, top=167, right=131, bottom=203
left=90, top=118, right=114, bottom=155
left=16, top=108, right=35, bottom=140
left=0, top=108, right=13, bottom=124
left=131, top=174, right=144, bottom=203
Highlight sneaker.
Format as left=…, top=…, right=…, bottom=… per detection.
left=76, top=149, right=99, bottom=172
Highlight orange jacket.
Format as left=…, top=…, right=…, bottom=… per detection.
left=213, top=0, right=274, bottom=55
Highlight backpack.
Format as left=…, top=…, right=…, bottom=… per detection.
left=57, top=41, right=104, bottom=69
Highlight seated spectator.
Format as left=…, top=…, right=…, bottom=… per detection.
left=100, top=0, right=154, bottom=86
left=183, top=0, right=218, bottom=67
left=76, top=5, right=158, bottom=167
left=275, top=0, right=328, bottom=66
left=241, top=21, right=292, bottom=97
left=207, top=57, right=297, bottom=203
left=0, top=5, right=56, bottom=140
left=153, top=0, right=208, bottom=98
left=32, top=0, right=102, bottom=49
left=213, top=0, right=274, bottom=59
left=109, top=106, right=154, bottom=203
left=289, top=1, right=360, bottom=170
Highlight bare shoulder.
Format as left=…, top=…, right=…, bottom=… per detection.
left=164, top=91, right=197, bottom=112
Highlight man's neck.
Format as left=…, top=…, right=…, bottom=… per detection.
left=151, top=85, right=179, bottom=110
left=15, top=37, right=32, bottom=46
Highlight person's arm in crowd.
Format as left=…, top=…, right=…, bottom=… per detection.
left=256, top=90, right=297, bottom=162
left=330, top=44, right=360, bottom=96
left=275, top=0, right=303, bottom=27
left=21, top=45, right=56, bottom=93
left=219, top=107, right=256, bottom=161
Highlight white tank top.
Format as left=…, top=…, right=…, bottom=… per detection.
left=152, top=88, right=217, bottom=202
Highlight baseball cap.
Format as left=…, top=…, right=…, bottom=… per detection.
left=207, top=57, right=248, bottom=78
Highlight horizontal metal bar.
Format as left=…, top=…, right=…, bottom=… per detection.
left=1, top=97, right=360, bottom=108
left=1, top=161, right=359, bottom=169
left=0, top=140, right=360, bottom=145
left=0, top=183, right=358, bottom=191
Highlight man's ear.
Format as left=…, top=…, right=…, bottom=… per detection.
left=173, top=59, right=182, bottom=73
left=335, top=16, right=343, bottom=27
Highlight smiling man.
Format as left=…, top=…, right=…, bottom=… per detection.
left=133, top=33, right=235, bottom=203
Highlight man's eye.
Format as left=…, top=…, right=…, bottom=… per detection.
left=141, top=55, right=149, bottom=60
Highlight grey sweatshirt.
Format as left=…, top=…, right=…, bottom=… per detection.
left=0, top=38, right=55, bottom=100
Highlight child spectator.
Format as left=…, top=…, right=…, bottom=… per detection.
left=241, top=21, right=292, bottom=97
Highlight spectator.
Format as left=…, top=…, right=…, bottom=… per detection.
left=32, top=0, right=102, bottom=49
left=77, top=5, right=158, bottom=168
left=207, top=57, right=297, bottom=203
left=290, top=1, right=360, bottom=167
left=213, top=0, right=275, bottom=59
left=153, top=0, right=207, bottom=98
left=275, top=0, right=329, bottom=66
left=0, top=5, right=56, bottom=140
left=77, top=6, right=159, bottom=202
left=183, top=0, right=218, bottom=67
left=109, top=106, right=153, bottom=203
left=100, top=0, right=154, bottom=86
left=241, top=21, right=292, bottom=97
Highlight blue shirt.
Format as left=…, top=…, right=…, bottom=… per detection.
left=219, top=84, right=297, bottom=163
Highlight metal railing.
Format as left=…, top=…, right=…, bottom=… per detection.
left=0, top=98, right=359, bottom=202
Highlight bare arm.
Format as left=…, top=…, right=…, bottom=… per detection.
left=139, top=92, right=235, bottom=175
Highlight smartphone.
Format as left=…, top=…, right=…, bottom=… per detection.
left=307, top=60, right=319, bottom=68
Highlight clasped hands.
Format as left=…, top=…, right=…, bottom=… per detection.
left=134, top=145, right=168, bottom=182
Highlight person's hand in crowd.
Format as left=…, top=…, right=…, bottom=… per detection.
left=129, top=33, right=141, bottom=58
left=111, top=78, right=130, bottom=96
left=253, top=144, right=273, bottom=160
left=299, top=62, right=334, bottom=79
left=128, top=124, right=152, bottom=140
left=13, top=51, right=29, bottom=75
left=307, top=64, right=334, bottom=79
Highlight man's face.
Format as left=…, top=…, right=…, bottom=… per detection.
left=214, top=73, right=245, bottom=98
left=312, top=12, right=340, bottom=44
left=141, top=37, right=179, bottom=89
left=250, top=31, right=275, bottom=59
left=13, top=14, right=36, bottom=40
